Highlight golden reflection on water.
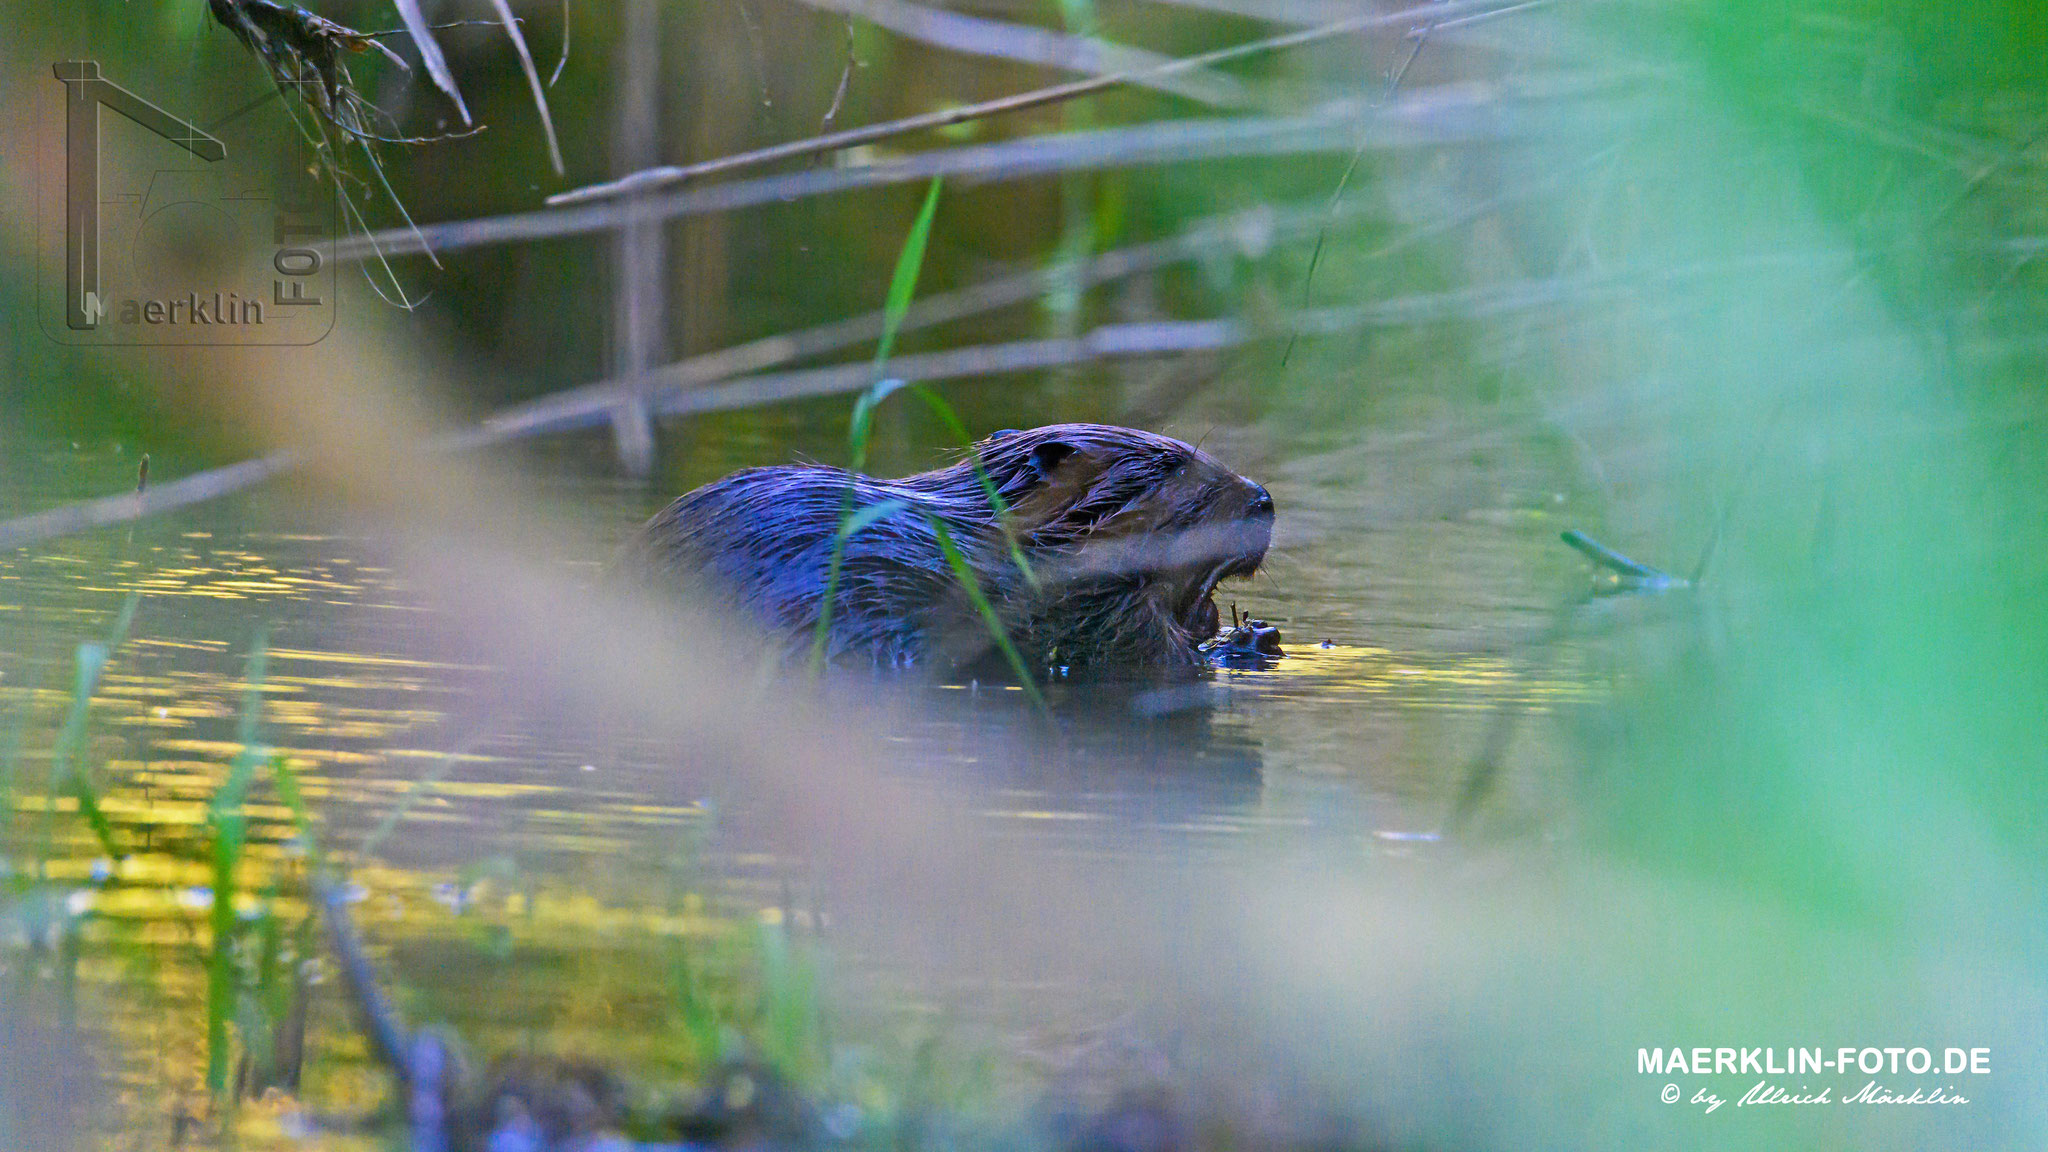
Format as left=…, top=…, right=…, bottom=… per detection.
left=1, top=528, right=719, bottom=1144
left=1, top=497, right=1600, bottom=1147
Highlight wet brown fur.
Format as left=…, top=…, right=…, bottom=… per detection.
left=627, top=424, right=1274, bottom=674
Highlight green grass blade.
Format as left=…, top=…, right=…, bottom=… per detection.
left=814, top=178, right=945, bottom=673
left=211, top=632, right=271, bottom=824
left=908, top=387, right=1040, bottom=590
left=254, top=880, right=285, bottom=1009
left=927, top=517, right=1046, bottom=707
left=1, top=694, right=21, bottom=836
left=668, top=938, right=723, bottom=1065
left=847, top=377, right=910, bottom=475
left=809, top=487, right=859, bottom=675
left=207, top=630, right=270, bottom=1096
left=360, top=729, right=488, bottom=860
left=50, top=644, right=121, bottom=861
left=206, top=816, right=241, bottom=1095
left=874, top=178, right=945, bottom=374
left=267, top=752, right=327, bottom=872
left=758, top=915, right=821, bottom=1079
left=41, top=591, right=148, bottom=863
left=103, top=590, right=142, bottom=650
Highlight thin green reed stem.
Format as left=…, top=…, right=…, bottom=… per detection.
left=902, top=387, right=1039, bottom=590
left=876, top=180, right=946, bottom=372
left=812, top=177, right=946, bottom=673
left=758, top=914, right=823, bottom=1081
left=206, top=824, right=240, bottom=1096
left=267, top=752, right=326, bottom=872
left=808, top=180, right=1046, bottom=686
left=928, top=519, right=1046, bottom=707
left=270, top=737, right=335, bottom=1084
left=51, top=647, right=120, bottom=862
left=207, top=629, right=270, bottom=1096
left=44, top=591, right=143, bottom=865
left=1, top=692, right=20, bottom=842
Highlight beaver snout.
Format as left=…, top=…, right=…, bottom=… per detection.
left=1221, top=483, right=1274, bottom=575
left=1247, top=484, right=1275, bottom=518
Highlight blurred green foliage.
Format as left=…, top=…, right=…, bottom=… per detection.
left=4, top=0, right=2048, bottom=1147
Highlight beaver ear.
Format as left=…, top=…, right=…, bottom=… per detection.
left=1024, top=440, right=1077, bottom=485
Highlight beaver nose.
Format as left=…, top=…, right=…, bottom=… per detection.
left=1248, top=485, right=1275, bottom=517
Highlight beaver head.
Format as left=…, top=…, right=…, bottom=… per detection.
left=631, top=423, right=1274, bottom=673
left=926, top=425, right=1273, bottom=662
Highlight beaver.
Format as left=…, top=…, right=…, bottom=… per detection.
left=628, top=424, right=1274, bottom=674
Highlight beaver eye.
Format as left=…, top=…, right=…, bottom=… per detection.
left=1025, top=441, right=1077, bottom=485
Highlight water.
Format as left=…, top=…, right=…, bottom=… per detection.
left=0, top=419, right=1602, bottom=1145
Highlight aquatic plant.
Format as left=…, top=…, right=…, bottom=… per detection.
left=814, top=177, right=947, bottom=673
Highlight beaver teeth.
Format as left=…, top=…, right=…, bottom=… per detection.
left=1181, top=556, right=1255, bottom=635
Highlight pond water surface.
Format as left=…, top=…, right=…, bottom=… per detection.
left=1, top=417, right=1609, bottom=1148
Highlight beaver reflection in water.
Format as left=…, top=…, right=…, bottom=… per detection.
left=630, top=424, right=1275, bottom=673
